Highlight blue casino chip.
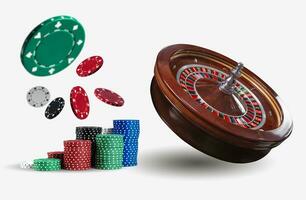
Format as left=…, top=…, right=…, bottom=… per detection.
left=113, top=119, right=140, bottom=167
left=113, top=119, right=140, bottom=124
left=113, top=120, right=140, bottom=129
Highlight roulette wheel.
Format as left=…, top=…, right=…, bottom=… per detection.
left=150, top=44, right=293, bottom=163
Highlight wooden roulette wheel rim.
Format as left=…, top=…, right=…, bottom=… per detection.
left=150, top=44, right=293, bottom=163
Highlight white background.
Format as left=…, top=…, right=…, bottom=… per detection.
left=0, top=0, right=305, bottom=199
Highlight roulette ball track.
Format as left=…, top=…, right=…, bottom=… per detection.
left=150, top=44, right=293, bottom=163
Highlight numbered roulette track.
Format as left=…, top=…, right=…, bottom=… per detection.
left=150, top=44, right=293, bottom=163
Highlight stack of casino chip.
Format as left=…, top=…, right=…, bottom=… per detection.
left=95, top=134, right=124, bottom=170
left=76, top=126, right=102, bottom=166
left=63, top=140, right=91, bottom=170
left=32, top=158, right=61, bottom=171
left=47, top=151, right=64, bottom=168
left=113, top=120, right=140, bottom=167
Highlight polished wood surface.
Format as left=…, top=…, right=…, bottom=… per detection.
left=151, top=44, right=293, bottom=163
left=151, top=78, right=270, bottom=163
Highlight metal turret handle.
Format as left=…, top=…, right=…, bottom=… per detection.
left=219, top=62, right=244, bottom=95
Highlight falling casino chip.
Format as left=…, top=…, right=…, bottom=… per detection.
left=76, top=56, right=103, bottom=77
left=94, top=88, right=124, bottom=107
left=45, top=97, right=65, bottom=119
left=27, top=86, right=50, bottom=107
left=20, top=15, right=85, bottom=76
left=70, top=86, right=90, bottom=120
left=150, top=44, right=293, bottom=163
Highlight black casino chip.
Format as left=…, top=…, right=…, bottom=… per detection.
left=45, top=97, right=65, bottom=119
left=76, top=126, right=103, bottom=166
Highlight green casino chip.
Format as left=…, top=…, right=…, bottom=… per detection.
left=95, top=147, right=124, bottom=152
left=96, top=141, right=123, bottom=145
left=96, top=134, right=123, bottom=140
left=96, top=154, right=123, bottom=159
left=96, top=143, right=123, bottom=146
left=32, top=158, right=61, bottom=171
left=97, top=153, right=122, bottom=157
left=95, top=160, right=122, bottom=165
left=96, top=157, right=123, bottom=162
left=95, top=165, right=122, bottom=169
left=95, top=134, right=124, bottom=170
left=96, top=140, right=123, bottom=143
left=96, top=145, right=123, bottom=148
left=95, top=158, right=123, bottom=162
left=96, top=151, right=123, bottom=155
left=95, top=156, right=122, bottom=160
left=33, top=158, right=60, bottom=164
left=21, top=16, right=85, bottom=76
left=95, top=164, right=122, bottom=170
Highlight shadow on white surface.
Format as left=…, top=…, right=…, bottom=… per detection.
left=4, top=147, right=272, bottom=176
left=6, top=164, right=23, bottom=170
left=139, top=147, right=271, bottom=178
left=4, top=164, right=127, bottom=173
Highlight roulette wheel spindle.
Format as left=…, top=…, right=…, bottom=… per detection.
left=150, top=44, right=293, bottom=163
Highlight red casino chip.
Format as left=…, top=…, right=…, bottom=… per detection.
left=65, top=165, right=91, bottom=168
left=64, top=157, right=91, bottom=162
left=47, top=151, right=64, bottom=168
left=64, top=167, right=90, bottom=170
left=64, top=153, right=91, bottom=159
left=76, top=56, right=103, bottom=77
left=64, top=158, right=91, bottom=166
left=94, top=88, right=124, bottom=107
left=64, top=154, right=91, bottom=158
left=64, top=147, right=91, bottom=150
left=64, top=152, right=91, bottom=156
left=64, top=162, right=91, bottom=170
left=64, top=140, right=91, bottom=147
left=64, top=149, right=90, bottom=153
left=47, top=151, right=64, bottom=158
left=63, top=140, right=92, bottom=170
left=64, top=162, right=91, bottom=166
left=64, top=152, right=91, bottom=157
left=64, top=166, right=91, bottom=170
left=64, top=166, right=91, bottom=171
left=64, top=146, right=92, bottom=150
left=64, top=150, right=91, bottom=155
left=64, top=159, right=91, bottom=165
left=70, top=86, right=90, bottom=120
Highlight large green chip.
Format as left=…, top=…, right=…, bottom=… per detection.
left=21, top=16, right=85, bottom=76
